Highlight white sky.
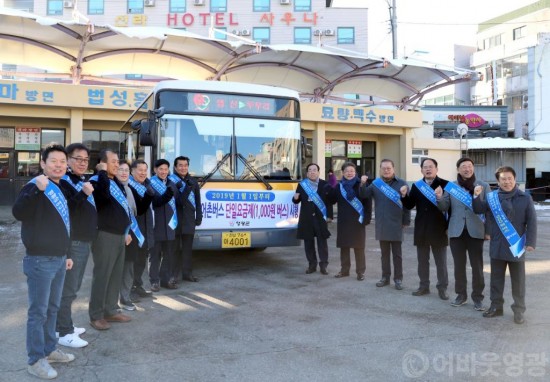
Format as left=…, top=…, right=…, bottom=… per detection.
left=331, top=0, right=539, bottom=64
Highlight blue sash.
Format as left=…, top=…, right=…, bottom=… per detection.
left=30, top=177, right=70, bottom=236
left=444, top=182, right=485, bottom=222
left=62, top=174, right=95, bottom=208
left=90, top=175, right=144, bottom=247
left=300, top=179, right=327, bottom=220
left=128, top=176, right=147, bottom=198
left=150, top=175, right=178, bottom=230
left=373, top=178, right=402, bottom=208
left=414, top=179, right=437, bottom=206
left=487, top=191, right=526, bottom=258
left=339, top=183, right=364, bottom=223
left=169, top=173, right=196, bottom=208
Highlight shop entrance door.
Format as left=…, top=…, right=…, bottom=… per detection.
left=0, top=151, right=14, bottom=205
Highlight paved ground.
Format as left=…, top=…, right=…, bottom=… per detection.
left=0, top=206, right=549, bottom=382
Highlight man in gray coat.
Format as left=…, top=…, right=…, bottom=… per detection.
left=361, top=159, right=410, bottom=290
left=437, top=157, right=490, bottom=311
left=473, top=166, right=537, bottom=324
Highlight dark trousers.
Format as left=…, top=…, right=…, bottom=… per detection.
left=174, top=234, right=195, bottom=279
left=89, top=231, right=126, bottom=320
left=417, top=245, right=448, bottom=291
left=149, top=240, right=174, bottom=284
left=340, top=247, right=366, bottom=275
left=304, top=237, right=328, bottom=270
left=132, top=246, right=150, bottom=288
left=450, top=231, right=485, bottom=302
left=380, top=240, right=403, bottom=281
left=490, top=258, right=526, bottom=313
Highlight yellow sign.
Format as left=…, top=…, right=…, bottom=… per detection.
left=222, top=232, right=251, bottom=248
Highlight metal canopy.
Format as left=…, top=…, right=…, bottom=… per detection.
left=0, top=7, right=480, bottom=109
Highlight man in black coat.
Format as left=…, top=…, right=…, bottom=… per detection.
left=172, top=156, right=202, bottom=282
left=473, top=166, right=537, bottom=324
left=292, top=163, right=332, bottom=275
left=401, top=157, right=450, bottom=300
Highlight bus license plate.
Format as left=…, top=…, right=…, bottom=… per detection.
left=222, top=232, right=251, bottom=248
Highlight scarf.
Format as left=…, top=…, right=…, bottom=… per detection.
left=457, top=173, right=476, bottom=195
left=307, top=178, right=319, bottom=192
left=121, top=179, right=137, bottom=217
left=341, top=176, right=360, bottom=201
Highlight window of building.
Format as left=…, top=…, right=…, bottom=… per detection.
left=253, top=27, right=270, bottom=44
left=83, top=130, right=134, bottom=169
left=128, top=0, right=144, bottom=14
left=7, top=0, right=33, bottom=12
left=412, top=149, right=429, bottom=165
left=2, top=64, right=17, bottom=80
left=294, top=0, right=311, bottom=12
left=0, top=127, right=15, bottom=148
left=211, top=0, right=227, bottom=12
left=469, top=151, right=486, bottom=166
left=482, top=34, right=501, bottom=49
left=47, top=0, right=63, bottom=16
left=214, top=27, right=227, bottom=40
left=17, top=152, right=40, bottom=177
left=337, top=27, right=354, bottom=44
left=513, top=26, right=526, bottom=40
left=331, top=140, right=345, bottom=157
left=294, top=27, right=311, bottom=44
left=125, top=74, right=143, bottom=80
left=253, top=0, right=270, bottom=12
left=88, top=0, right=104, bottom=15
left=170, top=0, right=186, bottom=13
left=41, top=129, right=65, bottom=149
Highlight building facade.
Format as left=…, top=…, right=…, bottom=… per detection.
left=4, top=0, right=369, bottom=54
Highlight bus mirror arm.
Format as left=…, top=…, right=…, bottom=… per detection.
left=200, top=153, right=231, bottom=188
left=236, top=153, right=273, bottom=191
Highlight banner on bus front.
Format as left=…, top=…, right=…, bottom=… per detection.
left=198, top=189, right=299, bottom=230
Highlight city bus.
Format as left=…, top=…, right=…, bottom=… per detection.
left=127, top=80, right=301, bottom=250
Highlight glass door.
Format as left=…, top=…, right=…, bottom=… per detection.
left=0, top=151, right=14, bottom=205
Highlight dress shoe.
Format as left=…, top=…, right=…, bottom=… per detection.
left=334, top=272, right=350, bottom=278
left=357, top=274, right=365, bottom=281
left=450, top=295, right=467, bottom=307
left=182, top=275, right=199, bottom=282
left=305, top=267, right=316, bottom=274
left=473, top=301, right=486, bottom=311
left=412, top=288, right=430, bottom=296
left=376, top=278, right=390, bottom=287
left=483, top=307, right=504, bottom=318
left=394, top=280, right=403, bottom=290
left=150, top=283, right=160, bottom=292
left=105, top=313, right=132, bottom=323
left=90, top=319, right=111, bottom=330
left=438, top=289, right=449, bottom=300
left=514, top=312, right=525, bottom=324
left=132, top=285, right=153, bottom=298
left=320, top=268, right=328, bottom=275
left=161, top=281, right=178, bottom=289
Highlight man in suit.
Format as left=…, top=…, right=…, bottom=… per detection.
left=292, top=163, right=332, bottom=275
left=401, top=158, right=450, bottom=300
left=437, top=157, right=490, bottom=311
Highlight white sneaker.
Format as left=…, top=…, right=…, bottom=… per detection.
left=73, top=326, right=86, bottom=336
left=28, top=358, right=57, bottom=379
left=58, top=332, right=88, bottom=348
left=46, top=349, right=76, bottom=363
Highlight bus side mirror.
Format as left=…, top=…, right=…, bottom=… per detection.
left=131, top=110, right=157, bottom=147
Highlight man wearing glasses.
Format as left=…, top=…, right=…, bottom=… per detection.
left=56, top=143, right=96, bottom=348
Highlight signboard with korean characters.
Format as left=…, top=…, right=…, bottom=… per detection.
left=15, top=127, right=41, bottom=151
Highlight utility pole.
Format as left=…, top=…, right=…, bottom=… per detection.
left=389, top=0, right=398, bottom=59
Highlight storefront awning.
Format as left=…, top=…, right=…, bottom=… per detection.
left=0, top=7, right=480, bottom=109
left=467, top=137, right=550, bottom=151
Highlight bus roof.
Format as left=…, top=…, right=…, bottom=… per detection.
left=153, top=80, right=300, bottom=100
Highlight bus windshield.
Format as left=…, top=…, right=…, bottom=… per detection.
left=159, top=114, right=300, bottom=180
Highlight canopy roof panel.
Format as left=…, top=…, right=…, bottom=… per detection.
left=0, top=7, right=481, bottom=109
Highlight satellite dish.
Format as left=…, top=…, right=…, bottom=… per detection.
left=456, top=123, right=468, bottom=137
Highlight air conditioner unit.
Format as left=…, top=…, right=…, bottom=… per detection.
left=313, top=29, right=322, bottom=36
left=280, top=0, right=291, bottom=5
left=522, top=94, right=528, bottom=108
left=324, top=29, right=335, bottom=36
left=63, top=0, right=74, bottom=8
left=144, top=0, right=155, bottom=6
left=194, top=0, right=205, bottom=5
left=231, top=29, right=241, bottom=36
left=241, top=29, right=250, bottom=36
